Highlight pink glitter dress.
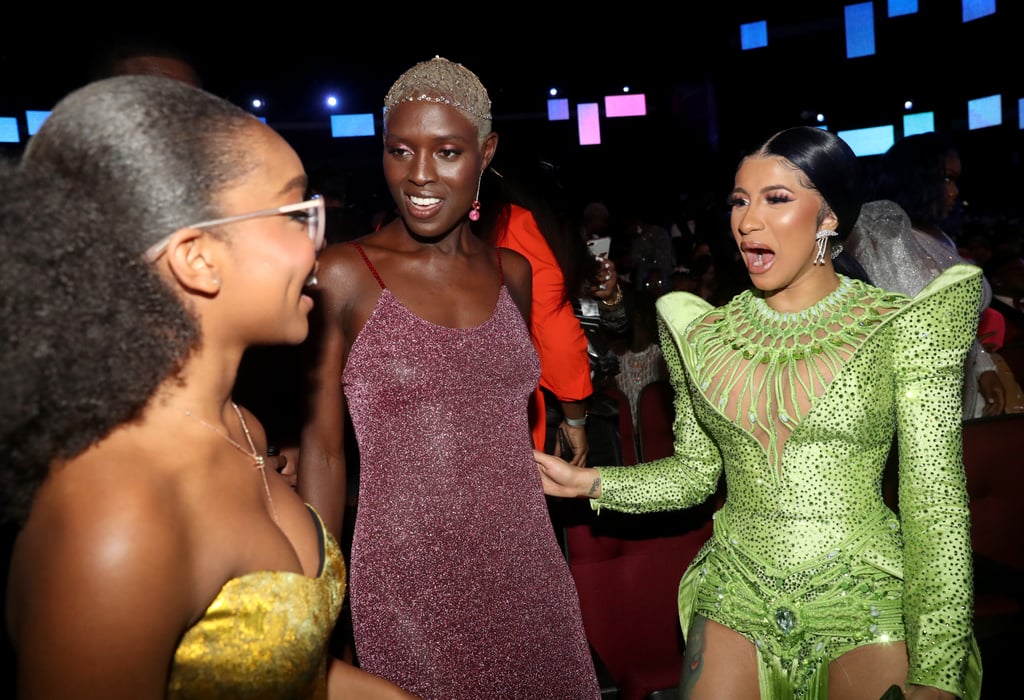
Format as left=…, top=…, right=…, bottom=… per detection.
left=343, top=243, right=600, bottom=699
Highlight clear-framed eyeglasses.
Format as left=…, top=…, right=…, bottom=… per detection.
left=144, top=195, right=326, bottom=262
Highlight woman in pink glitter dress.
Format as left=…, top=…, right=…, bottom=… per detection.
left=299, top=57, right=600, bottom=700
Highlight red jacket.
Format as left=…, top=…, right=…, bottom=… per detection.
left=496, top=205, right=592, bottom=449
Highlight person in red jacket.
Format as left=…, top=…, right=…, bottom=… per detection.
left=477, top=159, right=623, bottom=466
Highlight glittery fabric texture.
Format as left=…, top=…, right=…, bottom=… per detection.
left=383, top=56, right=492, bottom=135
left=167, top=506, right=346, bottom=699
left=595, top=265, right=983, bottom=699
left=847, top=199, right=995, bottom=419
left=614, top=343, right=665, bottom=426
left=343, top=276, right=600, bottom=699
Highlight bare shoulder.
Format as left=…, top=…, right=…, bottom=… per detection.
left=499, top=247, right=533, bottom=319
left=311, top=236, right=385, bottom=321
left=7, top=452, right=197, bottom=646
left=315, top=239, right=372, bottom=295
left=499, top=246, right=532, bottom=287
left=13, top=453, right=192, bottom=583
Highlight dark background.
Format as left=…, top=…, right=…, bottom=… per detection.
left=2, top=3, right=1022, bottom=219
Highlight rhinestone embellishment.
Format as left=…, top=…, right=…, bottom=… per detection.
left=775, top=607, right=797, bottom=635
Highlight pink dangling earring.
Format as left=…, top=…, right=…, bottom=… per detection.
left=468, top=175, right=482, bottom=221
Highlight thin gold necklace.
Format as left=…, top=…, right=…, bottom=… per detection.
left=184, top=401, right=279, bottom=525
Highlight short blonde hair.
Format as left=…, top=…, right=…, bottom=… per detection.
left=383, top=56, right=492, bottom=140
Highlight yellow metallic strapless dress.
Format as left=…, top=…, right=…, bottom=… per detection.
left=168, top=505, right=346, bottom=699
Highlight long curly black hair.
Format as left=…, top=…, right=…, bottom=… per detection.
left=1, top=75, right=263, bottom=525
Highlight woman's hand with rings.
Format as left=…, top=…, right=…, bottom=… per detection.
left=592, top=256, right=619, bottom=297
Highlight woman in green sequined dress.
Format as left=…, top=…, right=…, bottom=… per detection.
left=536, top=126, right=982, bottom=700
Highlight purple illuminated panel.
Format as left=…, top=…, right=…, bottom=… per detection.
left=577, top=102, right=601, bottom=146
left=604, top=93, right=647, bottom=118
left=547, top=98, right=570, bottom=121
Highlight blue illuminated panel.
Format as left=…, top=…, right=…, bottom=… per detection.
left=963, top=0, right=995, bottom=22
left=0, top=117, right=19, bottom=143
left=330, top=113, right=375, bottom=138
left=836, top=124, right=895, bottom=157
left=903, top=112, right=935, bottom=136
left=26, top=110, right=50, bottom=135
left=968, top=94, right=1002, bottom=130
left=888, top=0, right=917, bottom=17
left=845, top=3, right=875, bottom=58
left=741, top=21, right=768, bottom=50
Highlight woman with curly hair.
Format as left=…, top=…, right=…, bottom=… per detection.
left=1, top=75, right=414, bottom=699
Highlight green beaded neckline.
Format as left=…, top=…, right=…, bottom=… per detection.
left=744, top=276, right=856, bottom=332
left=688, top=275, right=908, bottom=474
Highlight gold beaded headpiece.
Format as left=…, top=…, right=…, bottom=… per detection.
left=383, top=56, right=492, bottom=137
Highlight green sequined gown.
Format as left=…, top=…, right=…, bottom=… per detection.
left=594, top=264, right=983, bottom=699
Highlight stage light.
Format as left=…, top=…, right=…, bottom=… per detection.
left=904, top=112, right=934, bottom=135
left=837, top=124, right=896, bottom=157
left=577, top=102, right=600, bottom=146
left=331, top=113, right=375, bottom=138
left=964, top=0, right=995, bottom=23
left=605, top=93, right=646, bottom=118
left=325, top=95, right=340, bottom=110
left=0, top=116, right=19, bottom=143
left=547, top=98, right=570, bottom=121
left=741, top=20, right=768, bottom=50
left=888, top=0, right=917, bottom=17
left=968, top=93, right=1002, bottom=130
left=25, top=110, right=50, bottom=135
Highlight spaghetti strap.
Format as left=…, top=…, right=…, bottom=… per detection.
left=351, top=242, right=386, bottom=290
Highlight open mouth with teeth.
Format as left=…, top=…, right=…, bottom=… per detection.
left=743, top=244, right=775, bottom=272
left=409, top=195, right=441, bottom=207
left=405, top=193, right=443, bottom=220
